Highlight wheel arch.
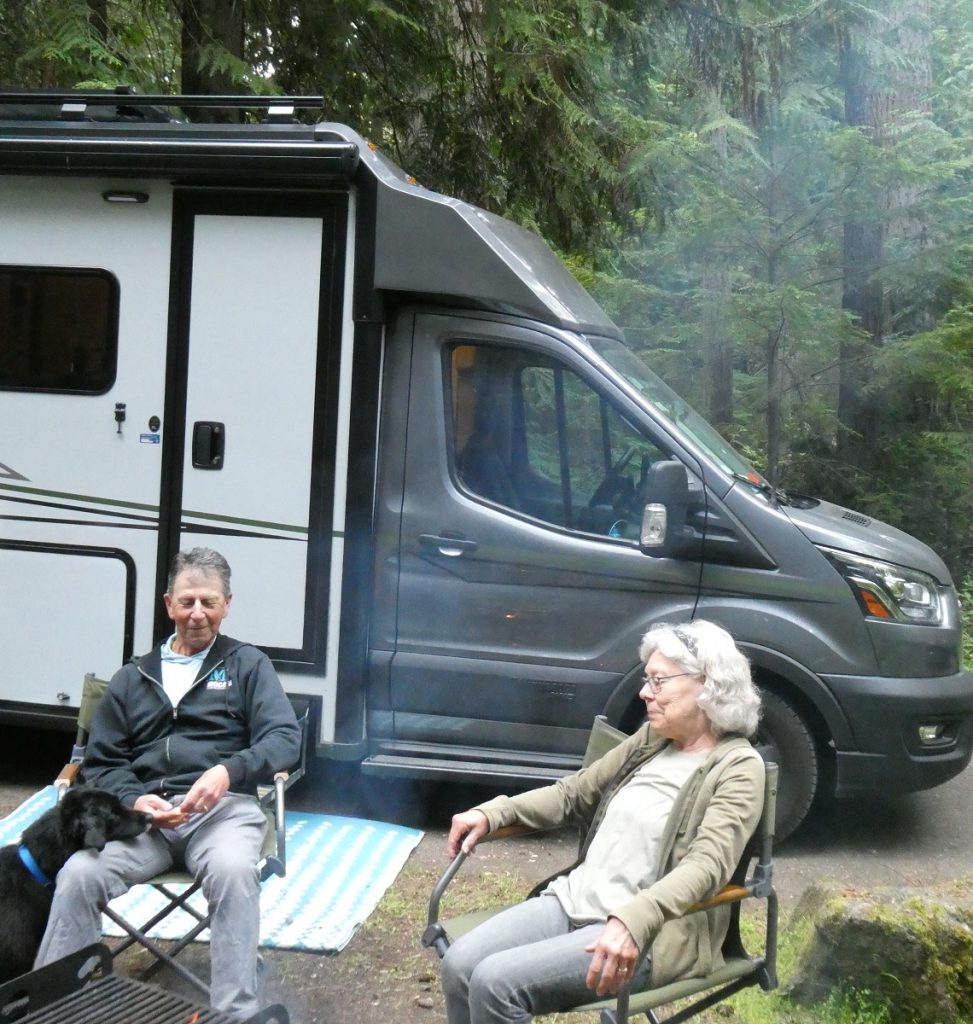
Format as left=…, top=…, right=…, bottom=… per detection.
left=740, top=642, right=851, bottom=759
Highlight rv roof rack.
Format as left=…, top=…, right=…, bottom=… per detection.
left=0, top=89, right=324, bottom=124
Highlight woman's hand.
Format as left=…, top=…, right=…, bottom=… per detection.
left=446, top=809, right=490, bottom=858
left=584, top=918, right=640, bottom=996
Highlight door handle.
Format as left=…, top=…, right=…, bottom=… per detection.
left=192, top=421, right=225, bottom=469
left=418, top=533, right=478, bottom=557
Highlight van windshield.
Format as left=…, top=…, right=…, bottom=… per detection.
left=588, top=335, right=760, bottom=482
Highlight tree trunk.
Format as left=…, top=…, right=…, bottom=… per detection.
left=180, top=0, right=245, bottom=121
left=837, top=1, right=932, bottom=467
left=699, top=88, right=734, bottom=431
left=87, top=0, right=108, bottom=43
left=701, top=266, right=734, bottom=431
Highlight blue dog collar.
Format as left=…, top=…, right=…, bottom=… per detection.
left=18, top=844, right=54, bottom=889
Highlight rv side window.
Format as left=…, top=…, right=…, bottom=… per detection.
left=0, top=265, right=119, bottom=394
left=448, top=341, right=668, bottom=539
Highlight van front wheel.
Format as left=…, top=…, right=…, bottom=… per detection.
left=752, top=690, right=818, bottom=841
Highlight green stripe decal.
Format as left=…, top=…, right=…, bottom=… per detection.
left=0, top=482, right=341, bottom=536
left=181, top=510, right=307, bottom=534
left=0, top=481, right=157, bottom=513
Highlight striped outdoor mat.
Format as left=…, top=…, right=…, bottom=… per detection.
left=0, top=785, right=423, bottom=953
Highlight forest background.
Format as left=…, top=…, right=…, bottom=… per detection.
left=3, top=0, right=973, bottom=598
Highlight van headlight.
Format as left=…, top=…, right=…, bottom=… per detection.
left=820, top=547, right=943, bottom=626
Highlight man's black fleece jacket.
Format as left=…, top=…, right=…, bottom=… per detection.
left=82, top=633, right=302, bottom=806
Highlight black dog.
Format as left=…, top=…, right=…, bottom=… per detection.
left=0, top=787, right=150, bottom=983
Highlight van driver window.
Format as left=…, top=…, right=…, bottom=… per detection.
left=0, top=265, right=118, bottom=394
left=448, top=342, right=668, bottom=539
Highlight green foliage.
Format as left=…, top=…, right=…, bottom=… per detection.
left=960, top=576, right=973, bottom=671
left=254, top=0, right=674, bottom=253
left=2, top=0, right=180, bottom=90
left=814, top=989, right=893, bottom=1024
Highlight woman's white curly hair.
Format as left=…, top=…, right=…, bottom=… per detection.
left=638, top=620, right=761, bottom=737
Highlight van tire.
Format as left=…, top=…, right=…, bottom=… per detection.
left=753, top=690, right=818, bottom=841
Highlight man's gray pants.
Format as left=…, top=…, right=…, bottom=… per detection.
left=35, top=794, right=268, bottom=1021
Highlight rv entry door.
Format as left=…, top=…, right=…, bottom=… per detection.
left=162, top=193, right=346, bottom=668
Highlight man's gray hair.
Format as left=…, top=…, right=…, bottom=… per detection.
left=167, top=547, right=232, bottom=597
left=638, top=620, right=761, bottom=737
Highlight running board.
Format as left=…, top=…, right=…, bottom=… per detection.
left=360, top=752, right=576, bottom=787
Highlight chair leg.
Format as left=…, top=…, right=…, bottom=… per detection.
left=107, top=881, right=205, bottom=958
left=102, top=905, right=210, bottom=999
left=599, top=1011, right=660, bottom=1024
left=140, top=914, right=212, bottom=983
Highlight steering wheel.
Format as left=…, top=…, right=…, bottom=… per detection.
left=588, top=445, right=638, bottom=509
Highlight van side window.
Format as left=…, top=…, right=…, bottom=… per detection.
left=0, top=265, right=118, bottom=393
left=448, top=342, right=668, bottom=539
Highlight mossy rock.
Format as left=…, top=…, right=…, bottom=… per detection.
left=787, top=881, right=973, bottom=1023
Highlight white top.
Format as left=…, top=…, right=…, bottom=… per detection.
left=547, top=745, right=707, bottom=923
left=160, top=635, right=213, bottom=709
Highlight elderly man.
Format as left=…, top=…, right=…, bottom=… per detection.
left=35, top=547, right=301, bottom=1021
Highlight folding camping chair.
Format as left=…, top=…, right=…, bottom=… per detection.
left=423, top=716, right=779, bottom=1024
left=53, top=672, right=310, bottom=1000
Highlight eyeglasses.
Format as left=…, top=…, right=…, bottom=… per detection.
left=641, top=671, right=698, bottom=695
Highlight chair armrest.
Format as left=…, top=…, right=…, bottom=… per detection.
left=607, top=884, right=758, bottom=1023
left=481, top=823, right=536, bottom=842
left=424, top=847, right=758, bottom=957
left=422, top=823, right=545, bottom=954
left=54, top=760, right=82, bottom=796
left=686, top=883, right=752, bottom=914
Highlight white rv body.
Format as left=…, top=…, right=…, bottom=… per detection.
left=0, top=168, right=356, bottom=745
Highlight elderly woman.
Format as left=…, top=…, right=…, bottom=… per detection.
left=441, top=620, right=764, bottom=1024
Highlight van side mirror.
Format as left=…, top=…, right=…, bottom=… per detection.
left=639, top=460, right=691, bottom=557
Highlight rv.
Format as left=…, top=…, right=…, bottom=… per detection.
left=2, top=91, right=971, bottom=837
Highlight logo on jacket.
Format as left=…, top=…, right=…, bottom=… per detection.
left=206, top=668, right=232, bottom=690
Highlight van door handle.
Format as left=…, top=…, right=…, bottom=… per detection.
left=419, top=533, right=478, bottom=557
left=192, top=421, right=225, bottom=469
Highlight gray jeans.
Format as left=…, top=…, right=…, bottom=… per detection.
left=441, top=893, right=651, bottom=1024
left=35, top=793, right=268, bottom=1021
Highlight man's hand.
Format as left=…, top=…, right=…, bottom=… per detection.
left=446, top=809, right=490, bottom=858
left=180, top=765, right=231, bottom=817
left=135, top=793, right=189, bottom=828
left=584, top=918, right=640, bottom=996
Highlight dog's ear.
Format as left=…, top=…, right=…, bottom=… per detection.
left=80, top=797, right=113, bottom=851
left=61, top=790, right=111, bottom=851
left=59, top=789, right=89, bottom=847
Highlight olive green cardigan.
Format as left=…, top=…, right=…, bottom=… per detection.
left=475, top=725, right=765, bottom=986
